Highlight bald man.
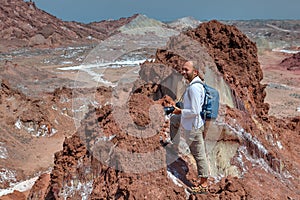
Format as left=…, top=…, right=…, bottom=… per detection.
left=170, top=61, right=209, bottom=194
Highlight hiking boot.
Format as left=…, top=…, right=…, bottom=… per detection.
left=187, top=185, right=208, bottom=194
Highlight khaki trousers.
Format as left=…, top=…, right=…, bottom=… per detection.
left=170, top=114, right=209, bottom=177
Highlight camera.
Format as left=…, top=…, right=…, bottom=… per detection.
left=163, top=102, right=183, bottom=115
left=164, top=106, right=175, bottom=115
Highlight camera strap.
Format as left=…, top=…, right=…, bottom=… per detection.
left=177, top=86, right=188, bottom=103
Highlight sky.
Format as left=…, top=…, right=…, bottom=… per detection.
left=32, top=0, right=300, bottom=23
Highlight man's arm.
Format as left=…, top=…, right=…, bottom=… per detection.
left=181, top=84, right=204, bottom=119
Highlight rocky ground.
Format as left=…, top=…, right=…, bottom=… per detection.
left=0, top=1, right=300, bottom=200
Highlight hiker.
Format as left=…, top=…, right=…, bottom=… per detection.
left=169, top=60, right=209, bottom=194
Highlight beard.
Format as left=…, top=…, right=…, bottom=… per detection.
left=185, top=72, right=195, bottom=82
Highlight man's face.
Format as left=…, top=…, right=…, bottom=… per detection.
left=182, top=61, right=196, bottom=82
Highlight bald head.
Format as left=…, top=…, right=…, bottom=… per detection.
left=182, top=61, right=198, bottom=82
left=184, top=61, right=194, bottom=69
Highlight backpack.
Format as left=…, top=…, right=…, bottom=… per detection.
left=190, top=81, right=220, bottom=120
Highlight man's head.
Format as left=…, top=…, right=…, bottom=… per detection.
left=182, top=61, right=198, bottom=82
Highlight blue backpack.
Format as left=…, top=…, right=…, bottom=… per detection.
left=190, top=81, right=220, bottom=120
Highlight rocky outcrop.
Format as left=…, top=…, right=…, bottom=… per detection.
left=185, top=20, right=269, bottom=118
left=0, top=77, right=115, bottom=198
left=43, top=106, right=186, bottom=199
left=0, top=190, right=26, bottom=200
left=26, top=20, right=300, bottom=200
left=145, top=20, right=300, bottom=199
left=27, top=173, right=50, bottom=200
left=0, top=79, right=75, bottom=193
left=280, top=52, right=300, bottom=71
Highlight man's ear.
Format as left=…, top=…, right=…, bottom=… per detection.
left=193, top=69, right=199, bottom=76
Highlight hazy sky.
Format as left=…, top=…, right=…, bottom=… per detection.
left=32, top=0, right=300, bottom=23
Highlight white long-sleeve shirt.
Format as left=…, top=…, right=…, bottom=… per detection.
left=181, top=76, right=205, bottom=130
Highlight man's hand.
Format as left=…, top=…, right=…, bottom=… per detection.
left=173, top=106, right=181, bottom=115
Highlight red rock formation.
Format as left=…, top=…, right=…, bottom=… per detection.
left=0, top=16, right=297, bottom=199
left=0, top=190, right=26, bottom=200
left=151, top=21, right=300, bottom=199
left=44, top=117, right=186, bottom=199
left=280, top=52, right=300, bottom=71
left=26, top=20, right=300, bottom=200
left=27, top=173, right=50, bottom=200
left=134, top=20, right=300, bottom=199
left=185, top=20, right=269, bottom=118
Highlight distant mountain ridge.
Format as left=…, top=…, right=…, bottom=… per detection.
left=0, top=0, right=138, bottom=51
left=118, top=14, right=179, bottom=37
left=0, top=0, right=182, bottom=52
left=1, top=0, right=299, bottom=54
left=167, top=16, right=201, bottom=31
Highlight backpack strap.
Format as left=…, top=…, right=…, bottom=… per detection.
left=190, top=80, right=204, bottom=86
left=187, top=80, right=207, bottom=121
left=187, top=80, right=205, bottom=100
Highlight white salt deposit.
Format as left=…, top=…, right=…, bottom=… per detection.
left=0, top=168, right=16, bottom=184
left=14, top=118, right=22, bottom=130
left=219, top=122, right=268, bottom=156
left=167, top=171, right=183, bottom=187
left=95, top=135, right=116, bottom=142
left=0, top=143, right=8, bottom=159
left=58, top=59, right=147, bottom=71
left=277, top=141, right=283, bottom=150
left=0, top=175, right=39, bottom=196
left=272, top=49, right=300, bottom=54
left=61, top=180, right=93, bottom=200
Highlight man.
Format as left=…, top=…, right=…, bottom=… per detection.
left=169, top=60, right=209, bottom=194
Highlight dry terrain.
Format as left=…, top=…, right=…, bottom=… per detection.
left=0, top=0, right=299, bottom=199
left=259, top=50, right=300, bottom=118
